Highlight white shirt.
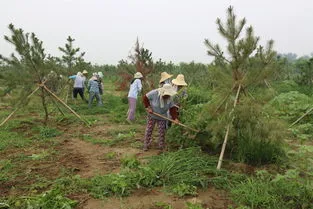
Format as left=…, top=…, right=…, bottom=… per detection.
left=128, top=79, right=142, bottom=99
left=74, top=75, right=84, bottom=88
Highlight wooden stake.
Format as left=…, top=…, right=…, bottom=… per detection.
left=42, top=84, right=90, bottom=126
left=217, top=84, right=241, bottom=170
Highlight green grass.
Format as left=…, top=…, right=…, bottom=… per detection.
left=230, top=170, right=313, bottom=209
left=0, top=130, right=32, bottom=150
left=0, top=159, right=14, bottom=181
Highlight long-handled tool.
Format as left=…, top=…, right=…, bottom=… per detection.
left=150, top=112, right=199, bottom=132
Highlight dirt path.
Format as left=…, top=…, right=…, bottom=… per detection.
left=81, top=187, right=232, bottom=209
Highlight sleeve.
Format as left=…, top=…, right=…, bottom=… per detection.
left=169, top=106, right=178, bottom=120
left=143, top=95, right=150, bottom=108
left=69, top=75, right=76, bottom=79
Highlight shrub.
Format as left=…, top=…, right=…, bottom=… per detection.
left=266, top=91, right=313, bottom=122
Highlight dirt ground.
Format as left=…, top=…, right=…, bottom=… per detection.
left=0, top=114, right=234, bottom=209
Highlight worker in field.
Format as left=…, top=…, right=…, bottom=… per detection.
left=143, top=84, right=178, bottom=151
left=69, top=72, right=88, bottom=103
left=172, top=74, right=188, bottom=117
left=126, top=72, right=143, bottom=123
left=87, top=74, right=102, bottom=108
left=159, top=72, right=173, bottom=87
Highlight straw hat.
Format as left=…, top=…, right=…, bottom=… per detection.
left=134, top=72, right=143, bottom=79
left=172, top=74, right=187, bottom=86
left=158, top=83, right=177, bottom=97
left=82, top=70, right=88, bottom=74
left=159, top=72, right=173, bottom=83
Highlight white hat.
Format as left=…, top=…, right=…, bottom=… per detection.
left=172, top=74, right=187, bottom=86
left=158, top=83, right=177, bottom=97
left=98, top=72, right=104, bottom=78
left=82, top=70, right=88, bottom=74
left=134, top=72, right=143, bottom=79
left=159, top=72, right=173, bottom=83
left=77, top=72, right=82, bottom=76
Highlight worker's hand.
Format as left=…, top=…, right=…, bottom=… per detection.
left=146, top=107, right=153, bottom=114
left=173, top=119, right=180, bottom=124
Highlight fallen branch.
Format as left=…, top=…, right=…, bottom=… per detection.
left=290, top=107, right=313, bottom=127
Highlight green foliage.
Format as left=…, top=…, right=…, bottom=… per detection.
left=208, top=170, right=247, bottom=190
left=287, top=145, right=313, bottom=178
left=186, top=86, right=212, bottom=105
left=289, top=123, right=313, bottom=141
left=267, top=91, right=313, bottom=122
left=89, top=174, right=135, bottom=198
left=231, top=170, right=313, bottom=209
left=58, top=36, right=90, bottom=72
left=141, top=147, right=216, bottom=187
left=294, top=57, right=313, bottom=86
left=167, top=183, right=197, bottom=197
left=39, top=126, right=62, bottom=138
left=120, top=155, right=140, bottom=169
left=102, top=93, right=130, bottom=123
left=0, top=24, right=54, bottom=122
left=84, top=148, right=217, bottom=199
left=272, top=80, right=299, bottom=93
left=11, top=188, right=77, bottom=209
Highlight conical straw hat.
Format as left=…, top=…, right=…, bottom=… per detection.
left=159, top=72, right=173, bottom=83
left=172, top=74, right=187, bottom=86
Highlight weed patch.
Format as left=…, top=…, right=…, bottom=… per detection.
left=231, top=170, right=313, bottom=209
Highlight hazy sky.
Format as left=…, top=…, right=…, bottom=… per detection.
left=1, top=0, right=313, bottom=65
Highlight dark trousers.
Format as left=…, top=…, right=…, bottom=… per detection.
left=73, top=87, right=85, bottom=100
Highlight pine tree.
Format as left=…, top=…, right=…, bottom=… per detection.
left=58, top=36, right=87, bottom=73
left=203, top=7, right=285, bottom=168
left=0, top=24, right=52, bottom=123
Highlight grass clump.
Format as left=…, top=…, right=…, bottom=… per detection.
left=38, top=126, right=62, bottom=138
left=230, top=170, right=313, bottom=209
left=142, top=147, right=216, bottom=187
left=167, top=183, right=197, bottom=197
left=5, top=188, right=77, bottom=209
left=120, top=155, right=140, bottom=169
left=89, top=173, right=136, bottom=198
left=86, top=147, right=218, bottom=198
